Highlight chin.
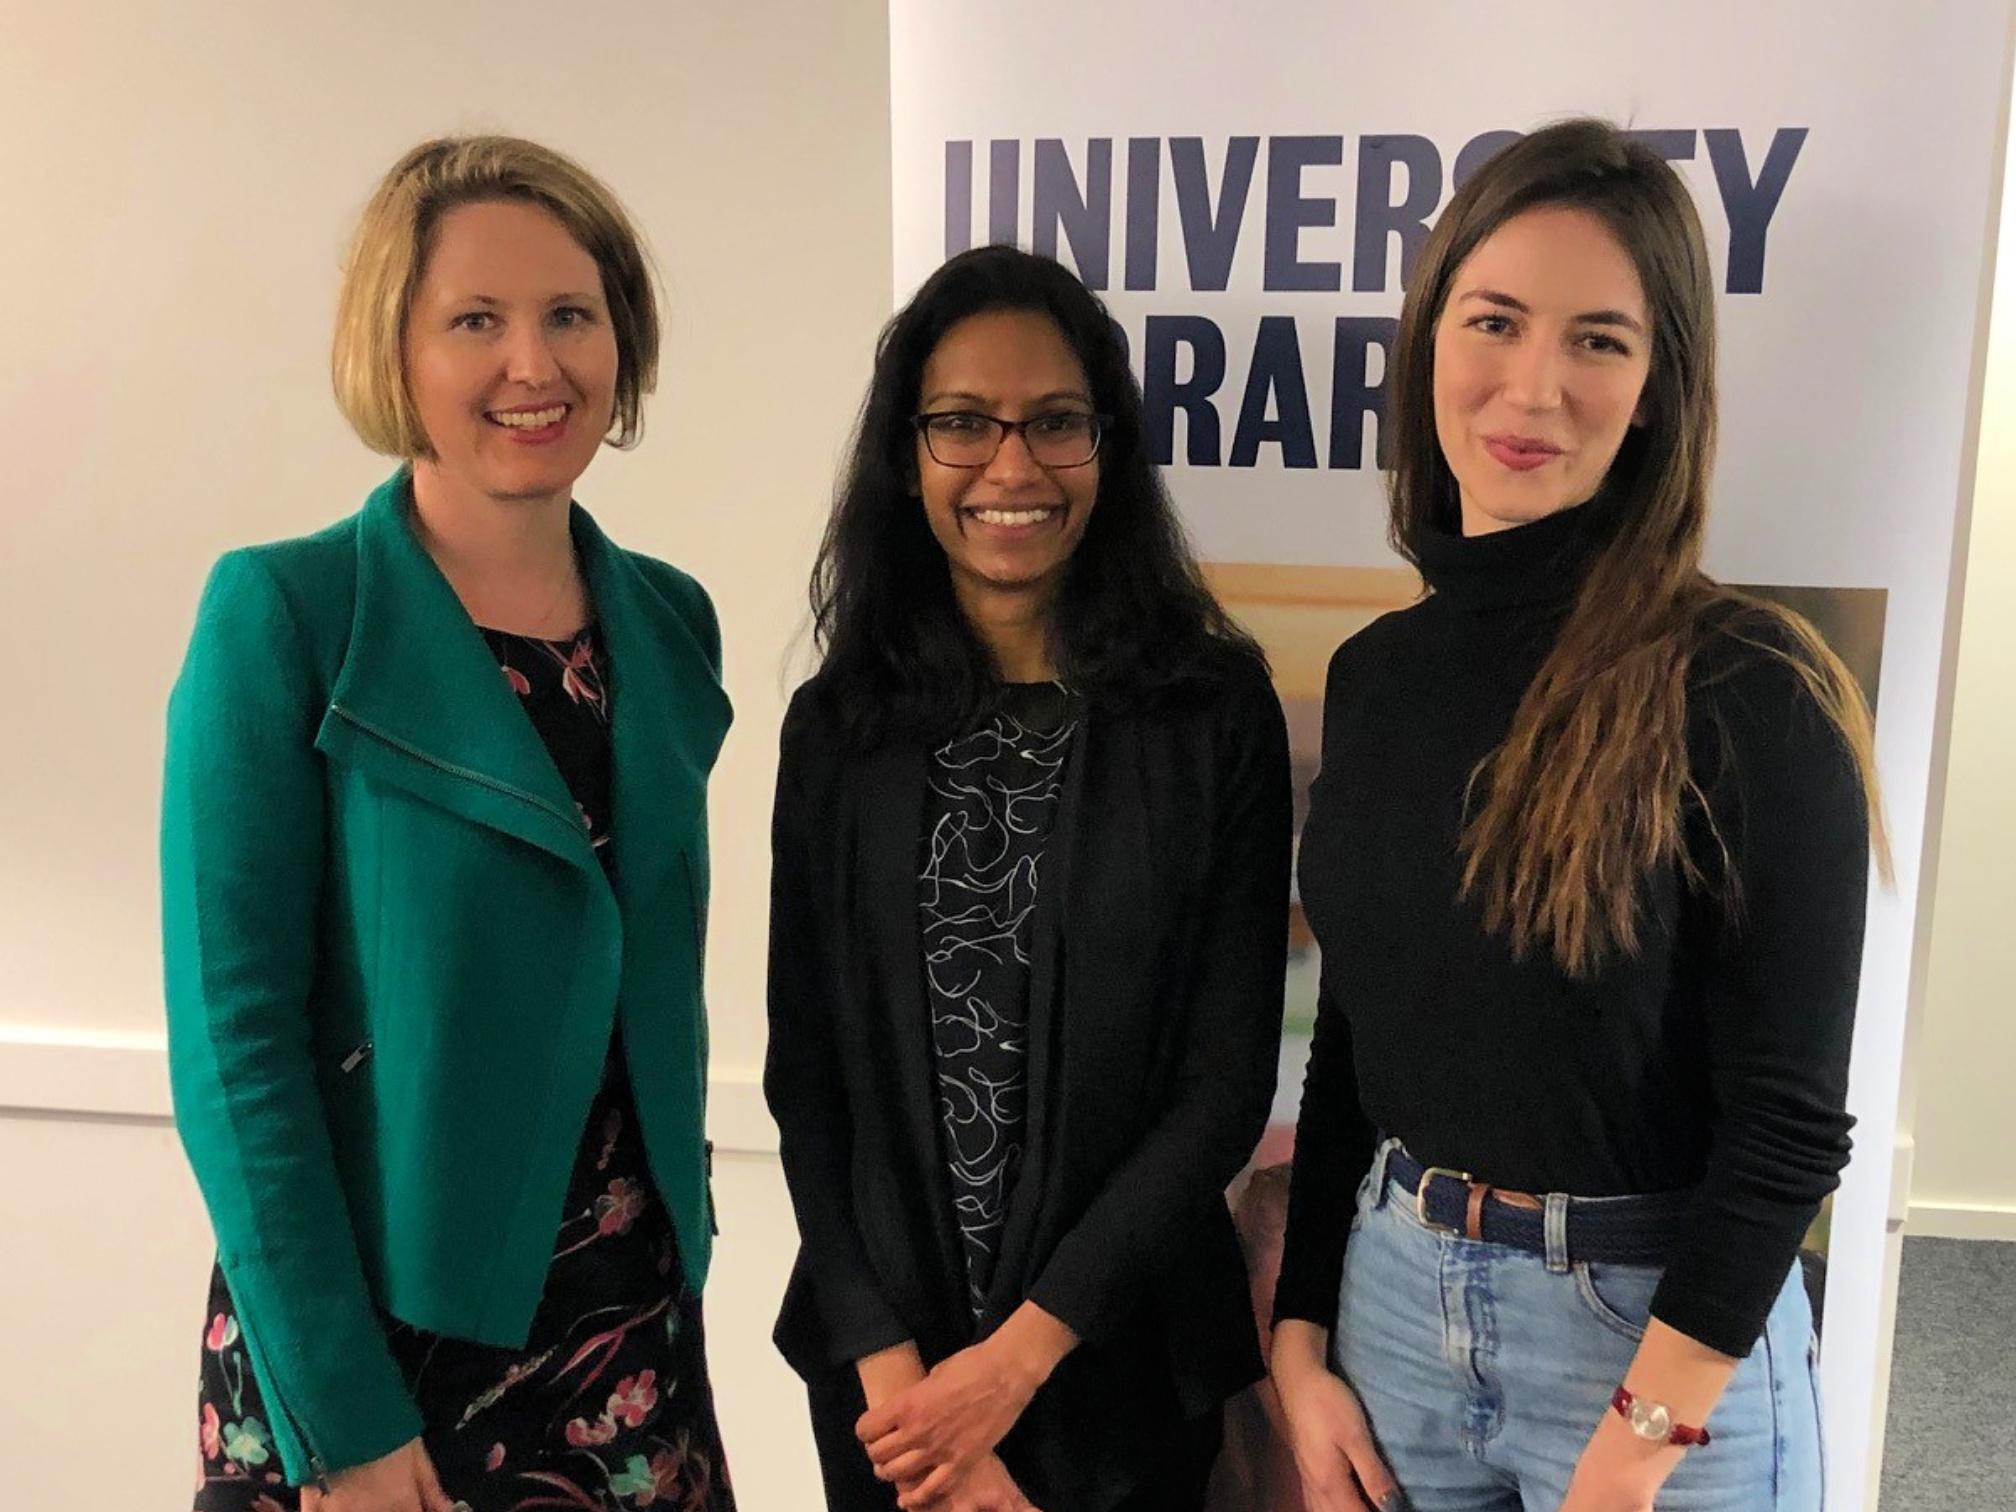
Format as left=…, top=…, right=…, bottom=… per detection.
left=487, top=465, right=586, bottom=503
left=965, top=556, right=1067, bottom=593
left=1467, top=490, right=1576, bottom=531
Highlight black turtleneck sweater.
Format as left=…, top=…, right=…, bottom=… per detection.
left=1275, top=505, right=1871, bottom=1359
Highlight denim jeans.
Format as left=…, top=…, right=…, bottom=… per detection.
left=1333, top=1140, right=1825, bottom=1510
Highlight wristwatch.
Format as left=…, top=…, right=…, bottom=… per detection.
left=1612, top=1387, right=1712, bottom=1447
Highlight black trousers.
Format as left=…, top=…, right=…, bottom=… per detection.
left=807, top=1370, right=1223, bottom=1512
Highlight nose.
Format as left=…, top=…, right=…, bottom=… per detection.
left=1500, top=336, right=1566, bottom=412
left=502, top=321, right=563, bottom=388
left=982, top=424, right=1044, bottom=486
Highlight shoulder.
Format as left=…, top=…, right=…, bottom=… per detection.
left=1133, top=639, right=1280, bottom=731
left=779, top=676, right=855, bottom=768
left=189, top=513, right=362, bottom=659
left=621, top=550, right=722, bottom=668
left=1323, top=601, right=1423, bottom=694
left=172, top=515, right=363, bottom=724
left=1689, top=597, right=1837, bottom=732
left=1687, top=594, right=1867, bottom=798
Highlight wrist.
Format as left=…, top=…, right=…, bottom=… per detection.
left=1581, top=1407, right=1683, bottom=1490
left=856, top=1341, right=927, bottom=1409
left=988, top=1304, right=1075, bottom=1393
left=1268, top=1318, right=1331, bottom=1384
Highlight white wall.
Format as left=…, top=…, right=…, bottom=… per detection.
left=0, top=3, right=887, bottom=1505
left=1910, top=100, right=2016, bottom=1243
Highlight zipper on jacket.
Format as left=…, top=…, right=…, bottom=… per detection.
left=328, top=703, right=584, bottom=837
left=339, top=1040, right=373, bottom=1074
left=237, top=1308, right=331, bottom=1489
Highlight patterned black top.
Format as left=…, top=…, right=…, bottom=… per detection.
left=918, top=682, right=1077, bottom=1320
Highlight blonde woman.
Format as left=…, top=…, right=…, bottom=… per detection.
left=168, top=137, right=735, bottom=1512
left=1269, top=120, right=1883, bottom=1512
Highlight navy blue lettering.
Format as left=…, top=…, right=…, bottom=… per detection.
left=1354, top=134, right=1442, bottom=291
left=1231, top=317, right=1318, bottom=467
left=1453, top=131, right=1522, bottom=190
left=1264, top=136, right=1344, bottom=292
left=1329, top=316, right=1397, bottom=470
left=944, top=140, right=974, bottom=258
left=1125, top=137, right=1161, bottom=291
left=989, top=139, right=1019, bottom=245
left=1706, top=127, right=1807, bottom=295
left=1033, top=139, right=1113, bottom=288
left=1171, top=137, right=1261, bottom=292
left=1143, top=315, right=1227, bottom=466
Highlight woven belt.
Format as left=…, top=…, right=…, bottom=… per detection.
left=1386, top=1144, right=1692, bottom=1266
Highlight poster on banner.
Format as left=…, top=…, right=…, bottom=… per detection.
left=891, top=4, right=2014, bottom=1506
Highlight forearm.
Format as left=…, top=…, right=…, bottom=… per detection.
left=1268, top=1316, right=1332, bottom=1381
left=857, top=1341, right=929, bottom=1410
left=1578, top=1318, right=1739, bottom=1491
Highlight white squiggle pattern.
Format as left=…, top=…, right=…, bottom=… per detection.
left=920, top=708, right=1075, bottom=1318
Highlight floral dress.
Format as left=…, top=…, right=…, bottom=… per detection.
left=193, top=624, right=735, bottom=1512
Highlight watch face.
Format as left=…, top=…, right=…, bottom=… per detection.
left=1628, top=1399, right=1673, bottom=1442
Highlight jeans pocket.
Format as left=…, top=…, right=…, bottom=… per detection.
left=1572, top=1261, right=1663, bottom=1342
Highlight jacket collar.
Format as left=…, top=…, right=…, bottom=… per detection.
left=317, top=470, right=730, bottom=894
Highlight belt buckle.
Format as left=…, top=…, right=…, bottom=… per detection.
left=1414, top=1166, right=1473, bottom=1236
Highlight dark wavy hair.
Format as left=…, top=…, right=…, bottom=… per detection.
left=809, top=244, right=1262, bottom=744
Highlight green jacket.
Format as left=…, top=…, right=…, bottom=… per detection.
left=162, top=471, right=731, bottom=1485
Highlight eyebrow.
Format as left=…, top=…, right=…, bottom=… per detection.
left=453, top=291, right=602, bottom=307
left=1457, top=287, right=1646, bottom=335
left=920, top=388, right=1095, bottom=409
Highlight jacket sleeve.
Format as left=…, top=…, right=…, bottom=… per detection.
left=1649, top=639, right=1870, bottom=1357
left=162, top=550, right=422, bottom=1485
left=763, top=691, right=914, bottom=1367
left=1025, top=668, right=1292, bottom=1343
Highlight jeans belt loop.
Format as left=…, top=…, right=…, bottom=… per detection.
left=1368, top=1137, right=1399, bottom=1211
left=1543, top=1191, right=1573, bottom=1273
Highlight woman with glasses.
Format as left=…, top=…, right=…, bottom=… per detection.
left=764, top=245, right=1291, bottom=1512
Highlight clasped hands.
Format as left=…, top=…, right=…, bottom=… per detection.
left=856, top=1307, right=1075, bottom=1512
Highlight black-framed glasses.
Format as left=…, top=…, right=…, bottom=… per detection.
left=912, top=409, right=1111, bottom=468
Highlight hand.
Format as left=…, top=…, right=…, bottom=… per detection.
left=1269, top=1321, right=1407, bottom=1512
left=1558, top=1411, right=1674, bottom=1512
left=858, top=1339, right=1041, bottom=1503
left=901, top=1452, right=1045, bottom=1512
left=300, top=1438, right=457, bottom=1512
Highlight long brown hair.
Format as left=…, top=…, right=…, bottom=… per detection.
left=1387, top=119, right=1888, bottom=976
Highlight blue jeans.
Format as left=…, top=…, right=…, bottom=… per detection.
left=1334, top=1141, right=1825, bottom=1510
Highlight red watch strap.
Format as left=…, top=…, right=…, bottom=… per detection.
left=1612, top=1386, right=1713, bottom=1447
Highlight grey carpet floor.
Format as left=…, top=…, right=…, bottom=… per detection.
left=1880, top=1236, right=2016, bottom=1509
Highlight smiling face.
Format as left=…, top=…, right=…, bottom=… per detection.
left=403, top=198, right=619, bottom=509
left=1432, top=204, right=1654, bottom=536
left=914, top=308, right=1101, bottom=610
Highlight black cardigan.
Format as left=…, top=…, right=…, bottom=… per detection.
left=764, top=655, right=1290, bottom=1508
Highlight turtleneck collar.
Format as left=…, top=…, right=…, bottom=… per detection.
left=1414, top=500, right=1610, bottom=612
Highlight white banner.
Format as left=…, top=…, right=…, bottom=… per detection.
left=892, top=4, right=2014, bottom=1504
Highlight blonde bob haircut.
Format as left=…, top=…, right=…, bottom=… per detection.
left=332, top=135, right=660, bottom=457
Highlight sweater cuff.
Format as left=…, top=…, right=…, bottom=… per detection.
left=1648, top=1269, right=1783, bottom=1359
